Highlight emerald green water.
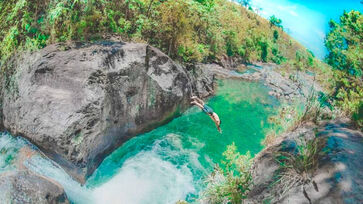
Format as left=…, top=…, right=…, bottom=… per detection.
left=0, top=78, right=279, bottom=203
left=86, top=79, right=279, bottom=203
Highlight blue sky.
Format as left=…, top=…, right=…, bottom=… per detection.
left=250, top=0, right=362, bottom=59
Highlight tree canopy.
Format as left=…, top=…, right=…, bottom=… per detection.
left=325, top=10, right=362, bottom=76
left=325, top=10, right=363, bottom=127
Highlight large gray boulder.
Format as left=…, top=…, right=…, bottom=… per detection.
left=0, top=170, right=69, bottom=204
left=0, top=42, right=202, bottom=183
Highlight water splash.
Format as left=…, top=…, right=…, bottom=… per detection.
left=91, top=150, right=195, bottom=204
left=25, top=155, right=93, bottom=204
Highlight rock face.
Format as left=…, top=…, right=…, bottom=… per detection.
left=246, top=118, right=363, bottom=204
left=0, top=42, right=206, bottom=183
left=199, top=62, right=325, bottom=102
left=0, top=170, right=69, bottom=204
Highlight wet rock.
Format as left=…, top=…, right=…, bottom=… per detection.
left=0, top=170, right=69, bottom=204
left=0, top=41, right=202, bottom=183
left=189, top=62, right=326, bottom=105
left=195, top=62, right=324, bottom=103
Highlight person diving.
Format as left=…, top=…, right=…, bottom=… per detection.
left=190, top=96, right=222, bottom=133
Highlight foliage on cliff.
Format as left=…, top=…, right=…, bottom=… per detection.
left=0, top=0, right=317, bottom=70
left=202, top=143, right=252, bottom=204
left=325, top=10, right=363, bottom=127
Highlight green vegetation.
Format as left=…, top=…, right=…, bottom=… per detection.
left=263, top=87, right=330, bottom=146
left=276, top=138, right=324, bottom=178
left=269, top=15, right=283, bottom=29
left=326, top=10, right=362, bottom=76
left=236, top=0, right=251, bottom=8
left=325, top=10, right=363, bottom=127
left=0, top=0, right=319, bottom=70
left=202, top=143, right=252, bottom=204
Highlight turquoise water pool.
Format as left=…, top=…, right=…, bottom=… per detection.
left=85, top=79, right=279, bottom=203
left=0, top=79, right=279, bottom=203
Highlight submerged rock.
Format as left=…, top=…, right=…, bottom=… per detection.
left=0, top=170, right=69, bottom=204
left=0, top=41, right=212, bottom=183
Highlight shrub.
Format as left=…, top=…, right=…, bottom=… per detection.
left=258, top=37, right=269, bottom=62
left=202, top=143, right=253, bottom=204
left=352, top=102, right=363, bottom=129
left=273, top=29, right=279, bottom=41
left=263, top=103, right=301, bottom=146
left=263, top=86, right=328, bottom=146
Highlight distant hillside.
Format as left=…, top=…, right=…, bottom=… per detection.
left=0, top=0, right=328, bottom=71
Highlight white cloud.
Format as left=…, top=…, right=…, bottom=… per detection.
left=289, top=10, right=298, bottom=17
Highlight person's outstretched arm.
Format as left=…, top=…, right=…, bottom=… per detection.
left=208, top=114, right=222, bottom=133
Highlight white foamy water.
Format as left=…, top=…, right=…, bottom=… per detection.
left=90, top=133, right=207, bottom=204
left=91, top=151, right=195, bottom=204
left=0, top=133, right=92, bottom=203
left=25, top=155, right=93, bottom=204
left=0, top=132, right=204, bottom=204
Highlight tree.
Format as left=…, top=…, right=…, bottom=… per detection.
left=325, top=10, right=362, bottom=76
left=324, top=10, right=363, bottom=127
left=236, top=0, right=251, bottom=8
left=269, top=15, right=283, bottom=29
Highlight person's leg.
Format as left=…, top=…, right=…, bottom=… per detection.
left=191, top=101, right=204, bottom=110
left=191, top=96, right=205, bottom=106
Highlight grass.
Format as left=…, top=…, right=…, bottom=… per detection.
left=262, top=103, right=301, bottom=147
left=262, top=80, right=331, bottom=147
left=272, top=137, right=326, bottom=201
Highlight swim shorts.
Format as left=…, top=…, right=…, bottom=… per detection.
left=202, top=104, right=214, bottom=115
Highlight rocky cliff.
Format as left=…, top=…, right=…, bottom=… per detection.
left=0, top=41, right=213, bottom=183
